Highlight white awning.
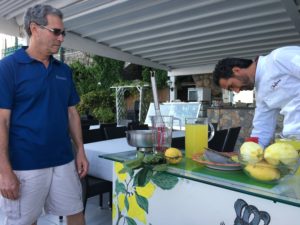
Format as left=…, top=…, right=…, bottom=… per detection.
left=1, top=0, right=300, bottom=75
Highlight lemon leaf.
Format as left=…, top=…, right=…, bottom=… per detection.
left=115, top=179, right=126, bottom=194
left=135, top=192, right=149, bottom=213
left=151, top=172, right=178, bottom=190
left=125, top=216, right=137, bottom=225
left=134, top=167, right=153, bottom=187
left=153, top=164, right=168, bottom=172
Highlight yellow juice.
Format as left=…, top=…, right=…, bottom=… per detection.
left=185, top=124, right=208, bottom=158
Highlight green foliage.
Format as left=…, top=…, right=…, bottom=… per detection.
left=69, top=55, right=125, bottom=122
left=92, top=107, right=115, bottom=123
left=92, top=55, right=124, bottom=89
left=76, top=90, right=115, bottom=122
left=141, top=67, right=168, bottom=89
left=69, top=55, right=168, bottom=124
left=70, top=61, right=100, bottom=95
left=120, top=152, right=179, bottom=189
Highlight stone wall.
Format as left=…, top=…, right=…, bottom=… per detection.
left=192, top=73, right=222, bottom=98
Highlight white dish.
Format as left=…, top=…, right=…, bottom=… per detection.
left=192, top=153, right=242, bottom=171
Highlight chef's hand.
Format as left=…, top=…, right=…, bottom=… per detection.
left=0, top=170, right=20, bottom=200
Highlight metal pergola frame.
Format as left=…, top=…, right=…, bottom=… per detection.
left=111, top=84, right=150, bottom=125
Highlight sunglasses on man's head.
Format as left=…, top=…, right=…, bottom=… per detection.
left=39, top=24, right=66, bottom=37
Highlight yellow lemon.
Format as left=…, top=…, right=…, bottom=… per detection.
left=230, top=155, right=239, bottom=163
left=240, top=142, right=264, bottom=163
left=264, top=142, right=299, bottom=166
left=165, top=147, right=182, bottom=164
left=244, top=161, right=280, bottom=182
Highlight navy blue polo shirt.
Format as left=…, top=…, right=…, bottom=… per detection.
left=0, top=47, right=80, bottom=170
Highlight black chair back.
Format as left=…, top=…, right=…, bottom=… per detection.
left=82, top=128, right=105, bottom=143
left=104, top=126, right=128, bottom=140
left=128, top=122, right=149, bottom=130
left=81, top=119, right=99, bottom=130
left=208, top=122, right=218, bottom=133
left=171, top=137, right=185, bottom=149
left=208, top=129, right=228, bottom=151
left=223, top=127, right=241, bottom=152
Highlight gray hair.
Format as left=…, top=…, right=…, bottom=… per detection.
left=24, top=4, right=63, bottom=37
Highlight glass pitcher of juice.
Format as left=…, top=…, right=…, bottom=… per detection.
left=185, top=118, right=215, bottom=158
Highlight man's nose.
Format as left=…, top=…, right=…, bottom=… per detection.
left=57, top=34, right=64, bottom=42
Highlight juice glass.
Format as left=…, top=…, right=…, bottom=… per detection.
left=150, top=115, right=173, bottom=153
left=185, top=118, right=215, bottom=158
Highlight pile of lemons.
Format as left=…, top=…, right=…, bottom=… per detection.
left=240, top=142, right=299, bottom=182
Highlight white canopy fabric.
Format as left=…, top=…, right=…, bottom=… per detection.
left=0, top=0, right=300, bottom=75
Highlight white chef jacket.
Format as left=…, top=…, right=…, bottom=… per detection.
left=251, top=46, right=300, bottom=148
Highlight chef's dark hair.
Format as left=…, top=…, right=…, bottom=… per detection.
left=24, top=4, right=63, bottom=37
left=213, top=58, right=253, bottom=87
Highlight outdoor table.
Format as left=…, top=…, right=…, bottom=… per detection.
left=101, top=151, right=300, bottom=225
left=84, top=130, right=184, bottom=181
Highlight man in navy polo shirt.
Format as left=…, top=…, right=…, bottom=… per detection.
left=0, top=4, right=88, bottom=225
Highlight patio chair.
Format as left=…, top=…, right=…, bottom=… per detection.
left=82, top=128, right=105, bottom=143
left=222, top=126, right=241, bottom=152
left=128, top=122, right=149, bottom=130
left=104, top=126, right=128, bottom=139
left=81, top=127, right=113, bottom=212
left=208, top=129, right=228, bottom=151
left=82, top=175, right=112, bottom=213
left=171, top=137, right=185, bottom=149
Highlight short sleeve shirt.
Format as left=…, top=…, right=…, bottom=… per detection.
left=0, top=47, right=80, bottom=170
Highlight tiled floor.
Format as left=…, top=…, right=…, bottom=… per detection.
left=0, top=195, right=112, bottom=225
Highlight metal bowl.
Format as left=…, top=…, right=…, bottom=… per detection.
left=126, top=130, right=153, bottom=148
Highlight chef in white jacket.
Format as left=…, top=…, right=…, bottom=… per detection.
left=212, top=46, right=300, bottom=148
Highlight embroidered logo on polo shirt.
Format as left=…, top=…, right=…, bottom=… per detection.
left=56, top=75, right=67, bottom=80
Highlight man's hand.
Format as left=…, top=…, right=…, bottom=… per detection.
left=76, top=150, right=89, bottom=178
left=0, top=171, right=20, bottom=200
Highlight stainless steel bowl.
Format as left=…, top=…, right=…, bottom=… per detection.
left=126, top=130, right=153, bottom=148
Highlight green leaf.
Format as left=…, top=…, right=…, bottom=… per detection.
left=119, top=166, right=133, bottom=174
left=125, top=217, right=137, bottom=225
left=125, top=196, right=129, bottom=211
left=134, top=167, right=153, bottom=187
left=135, top=192, right=149, bottom=213
left=152, top=164, right=168, bottom=172
left=151, top=172, right=179, bottom=190
left=123, top=159, right=143, bottom=170
left=136, top=151, right=145, bottom=160
left=115, top=180, right=126, bottom=194
left=128, top=168, right=134, bottom=177
left=123, top=155, right=144, bottom=170
left=143, top=154, right=156, bottom=164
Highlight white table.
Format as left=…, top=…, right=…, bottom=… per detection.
left=84, top=131, right=184, bottom=181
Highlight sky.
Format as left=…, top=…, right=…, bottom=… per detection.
left=0, top=33, right=26, bottom=59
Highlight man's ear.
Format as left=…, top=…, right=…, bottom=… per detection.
left=232, top=67, right=241, bottom=76
left=29, top=23, right=38, bottom=36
